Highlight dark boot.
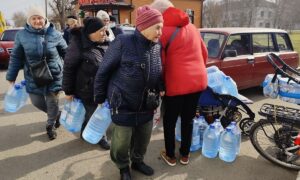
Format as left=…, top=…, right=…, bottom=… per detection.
left=98, top=136, right=110, bottom=150
left=54, top=111, right=61, bottom=128
left=120, top=166, right=131, bottom=180
left=46, top=125, right=57, bottom=140
left=131, top=162, right=154, bottom=176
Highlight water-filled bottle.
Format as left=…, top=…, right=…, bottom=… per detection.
left=202, top=125, right=219, bottom=158
left=223, top=76, right=239, bottom=97
left=59, top=100, right=72, bottom=130
left=19, top=80, right=29, bottom=108
left=4, top=83, right=23, bottom=112
left=198, top=116, right=208, bottom=148
left=213, top=119, right=224, bottom=135
left=262, top=74, right=278, bottom=99
left=228, top=121, right=241, bottom=154
left=219, top=127, right=237, bottom=162
left=190, top=117, right=201, bottom=152
left=82, top=101, right=112, bottom=144
left=175, top=117, right=181, bottom=142
left=65, top=98, right=86, bottom=132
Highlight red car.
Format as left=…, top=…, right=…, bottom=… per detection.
left=200, top=28, right=299, bottom=90
left=0, top=28, right=22, bottom=68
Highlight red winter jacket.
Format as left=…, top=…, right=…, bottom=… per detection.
left=160, top=7, right=208, bottom=96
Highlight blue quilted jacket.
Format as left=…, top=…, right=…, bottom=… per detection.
left=6, top=23, right=67, bottom=95
left=94, top=30, right=163, bottom=126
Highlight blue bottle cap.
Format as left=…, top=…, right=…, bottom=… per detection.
left=14, top=84, right=21, bottom=89
left=103, top=100, right=110, bottom=108
left=21, top=80, right=26, bottom=86
left=226, top=127, right=232, bottom=132
left=209, top=124, right=215, bottom=129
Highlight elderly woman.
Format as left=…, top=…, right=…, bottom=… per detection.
left=6, top=6, right=67, bottom=140
left=62, top=17, right=110, bottom=150
left=94, top=5, right=164, bottom=180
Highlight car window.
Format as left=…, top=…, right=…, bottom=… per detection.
left=0, top=30, right=18, bottom=41
left=252, top=33, right=275, bottom=53
left=275, top=33, right=292, bottom=51
left=201, top=32, right=225, bottom=58
left=225, top=34, right=251, bottom=56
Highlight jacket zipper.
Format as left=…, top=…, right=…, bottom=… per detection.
left=110, top=87, right=116, bottom=115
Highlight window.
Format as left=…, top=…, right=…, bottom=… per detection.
left=252, top=33, right=275, bottom=53
left=201, top=32, right=226, bottom=58
left=185, top=9, right=194, bottom=24
left=111, top=9, right=119, bottom=24
left=261, top=11, right=264, bottom=17
left=276, top=33, right=292, bottom=51
left=225, top=34, right=251, bottom=56
left=265, top=23, right=270, bottom=28
left=259, top=23, right=263, bottom=27
left=268, top=11, right=272, bottom=18
left=0, top=30, right=19, bottom=41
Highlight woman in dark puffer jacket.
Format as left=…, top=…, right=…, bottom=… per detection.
left=94, top=6, right=164, bottom=180
left=62, top=17, right=110, bottom=150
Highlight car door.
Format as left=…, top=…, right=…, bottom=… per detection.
left=220, top=34, right=254, bottom=90
left=252, top=32, right=299, bottom=87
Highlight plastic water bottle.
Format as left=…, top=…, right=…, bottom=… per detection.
left=82, top=101, right=112, bottom=144
left=59, top=100, right=72, bottom=130
left=223, top=76, right=239, bottom=97
left=198, top=116, right=208, bottom=148
left=19, top=80, right=29, bottom=108
left=219, top=127, right=237, bottom=162
left=213, top=119, right=224, bottom=135
left=190, top=117, right=201, bottom=152
left=202, top=125, right=219, bottom=158
left=228, top=121, right=241, bottom=154
left=65, top=98, right=86, bottom=132
left=262, top=74, right=278, bottom=99
left=206, top=66, right=219, bottom=73
left=4, top=83, right=23, bottom=112
left=175, top=117, right=181, bottom=142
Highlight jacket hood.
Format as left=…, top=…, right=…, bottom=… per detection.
left=162, top=7, right=189, bottom=27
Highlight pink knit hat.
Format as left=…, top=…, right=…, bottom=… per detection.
left=136, top=5, right=163, bottom=31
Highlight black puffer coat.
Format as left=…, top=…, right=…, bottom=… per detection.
left=63, top=27, right=108, bottom=104
left=94, top=30, right=163, bottom=126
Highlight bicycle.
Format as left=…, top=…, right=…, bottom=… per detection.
left=249, top=53, right=300, bottom=170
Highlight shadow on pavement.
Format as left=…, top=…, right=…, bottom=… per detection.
left=0, top=138, right=97, bottom=180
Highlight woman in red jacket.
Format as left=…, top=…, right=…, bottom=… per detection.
left=151, top=0, right=208, bottom=166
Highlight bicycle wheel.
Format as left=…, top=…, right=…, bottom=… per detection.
left=250, top=119, right=300, bottom=170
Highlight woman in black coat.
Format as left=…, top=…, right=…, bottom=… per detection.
left=62, top=17, right=110, bottom=150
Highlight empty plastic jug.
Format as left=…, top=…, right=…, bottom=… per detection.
left=82, top=101, right=112, bottom=144
left=4, top=83, right=23, bottom=112
left=59, top=100, right=72, bottom=130
left=202, top=125, right=219, bottom=158
left=175, top=117, right=181, bottom=142
left=219, top=127, right=237, bottom=162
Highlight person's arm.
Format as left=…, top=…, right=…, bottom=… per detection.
left=6, top=32, right=24, bottom=82
left=56, top=32, right=68, bottom=59
left=62, top=38, right=81, bottom=96
left=94, top=36, right=123, bottom=104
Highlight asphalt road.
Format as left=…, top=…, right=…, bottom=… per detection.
left=0, top=69, right=298, bottom=180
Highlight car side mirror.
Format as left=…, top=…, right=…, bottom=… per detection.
left=223, top=50, right=237, bottom=58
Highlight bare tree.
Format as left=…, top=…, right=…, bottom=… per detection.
left=48, top=0, right=77, bottom=30
left=12, top=11, right=27, bottom=27
left=203, top=1, right=223, bottom=27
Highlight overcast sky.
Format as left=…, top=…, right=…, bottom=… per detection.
left=0, top=0, right=45, bottom=20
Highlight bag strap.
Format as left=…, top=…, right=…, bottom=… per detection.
left=42, top=34, right=48, bottom=61
left=164, top=27, right=180, bottom=52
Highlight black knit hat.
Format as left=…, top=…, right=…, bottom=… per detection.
left=67, top=15, right=78, bottom=20
left=109, top=15, right=116, bottom=22
left=83, top=17, right=105, bottom=35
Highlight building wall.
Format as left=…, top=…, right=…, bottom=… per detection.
left=121, top=0, right=203, bottom=28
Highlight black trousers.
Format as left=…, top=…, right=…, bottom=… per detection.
left=163, top=92, right=201, bottom=158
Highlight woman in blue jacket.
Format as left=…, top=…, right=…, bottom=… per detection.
left=94, top=6, right=164, bottom=180
left=6, top=6, right=67, bottom=140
